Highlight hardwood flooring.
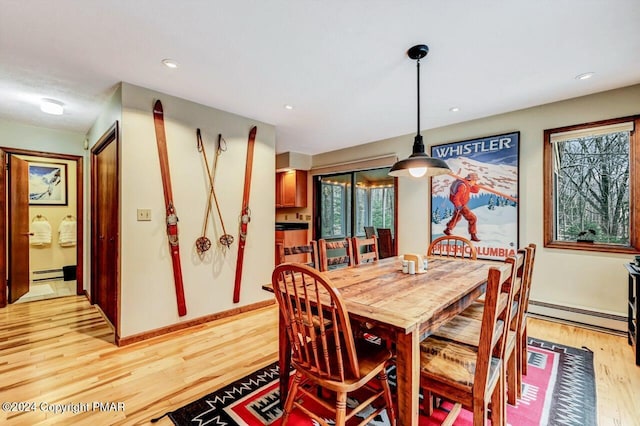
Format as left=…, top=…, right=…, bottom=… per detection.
left=1, top=296, right=638, bottom=425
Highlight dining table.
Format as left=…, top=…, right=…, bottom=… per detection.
left=264, top=255, right=502, bottom=426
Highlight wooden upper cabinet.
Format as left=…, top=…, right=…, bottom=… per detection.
left=276, top=170, right=307, bottom=208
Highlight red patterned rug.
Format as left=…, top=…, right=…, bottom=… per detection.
left=153, top=338, right=596, bottom=426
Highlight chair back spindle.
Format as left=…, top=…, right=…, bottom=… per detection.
left=318, top=238, right=353, bottom=272
left=428, top=235, right=477, bottom=260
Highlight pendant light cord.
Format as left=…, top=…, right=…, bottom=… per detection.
left=416, top=58, right=421, bottom=137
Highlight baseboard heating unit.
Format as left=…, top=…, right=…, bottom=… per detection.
left=31, top=268, right=64, bottom=283
left=528, top=300, right=627, bottom=334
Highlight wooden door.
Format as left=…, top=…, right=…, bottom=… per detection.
left=91, top=124, right=119, bottom=328
left=8, top=156, right=30, bottom=303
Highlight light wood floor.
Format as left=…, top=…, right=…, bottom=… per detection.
left=1, top=296, right=638, bottom=426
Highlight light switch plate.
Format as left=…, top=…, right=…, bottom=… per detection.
left=137, top=209, right=151, bottom=221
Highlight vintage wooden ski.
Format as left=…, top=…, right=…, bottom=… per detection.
left=233, top=126, right=257, bottom=303
left=152, top=100, right=187, bottom=316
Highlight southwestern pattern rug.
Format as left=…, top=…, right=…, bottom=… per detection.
left=153, top=338, right=596, bottom=426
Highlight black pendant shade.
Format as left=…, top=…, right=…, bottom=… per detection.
left=389, top=44, right=451, bottom=178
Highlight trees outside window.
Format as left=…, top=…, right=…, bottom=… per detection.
left=317, top=168, right=395, bottom=242
left=370, top=186, right=394, bottom=231
left=544, top=115, right=640, bottom=253
left=320, top=181, right=348, bottom=238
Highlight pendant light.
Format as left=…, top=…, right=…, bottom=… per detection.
left=389, top=44, right=451, bottom=178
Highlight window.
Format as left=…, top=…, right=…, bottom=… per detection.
left=316, top=168, right=396, bottom=240
left=544, top=115, right=640, bottom=253
left=370, top=186, right=394, bottom=231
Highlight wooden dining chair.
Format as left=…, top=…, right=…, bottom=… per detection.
left=419, top=257, right=517, bottom=426
left=272, top=263, right=396, bottom=426
left=364, top=226, right=376, bottom=239
left=317, top=238, right=353, bottom=272
left=428, top=235, right=477, bottom=260
left=351, top=235, right=379, bottom=266
left=518, top=244, right=537, bottom=379
left=439, top=249, right=530, bottom=405
left=376, top=228, right=394, bottom=259
left=277, top=240, right=319, bottom=269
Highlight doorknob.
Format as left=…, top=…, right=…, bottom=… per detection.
left=22, top=232, right=34, bottom=236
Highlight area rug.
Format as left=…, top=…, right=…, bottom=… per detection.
left=154, top=338, right=596, bottom=426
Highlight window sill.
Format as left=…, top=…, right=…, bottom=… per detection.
left=544, top=240, right=640, bottom=254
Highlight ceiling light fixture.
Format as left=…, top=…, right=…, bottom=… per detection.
left=284, top=104, right=294, bottom=110
left=162, top=59, right=178, bottom=69
left=389, top=44, right=451, bottom=178
left=449, top=107, right=460, bottom=112
left=40, top=98, right=64, bottom=115
left=575, top=72, right=594, bottom=80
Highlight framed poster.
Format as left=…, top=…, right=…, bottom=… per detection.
left=28, top=161, right=67, bottom=205
left=430, top=132, right=519, bottom=260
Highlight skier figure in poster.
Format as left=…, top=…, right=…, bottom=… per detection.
left=443, top=172, right=481, bottom=242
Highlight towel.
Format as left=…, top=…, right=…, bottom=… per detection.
left=31, top=220, right=52, bottom=245
left=58, top=220, right=77, bottom=247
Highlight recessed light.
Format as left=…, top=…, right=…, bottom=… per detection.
left=162, top=59, right=178, bottom=69
left=449, top=107, right=460, bottom=112
left=40, top=98, right=64, bottom=115
left=575, top=72, right=594, bottom=80
left=284, top=104, right=294, bottom=110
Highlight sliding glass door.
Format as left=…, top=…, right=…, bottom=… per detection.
left=319, top=173, right=352, bottom=239
left=315, top=167, right=396, bottom=257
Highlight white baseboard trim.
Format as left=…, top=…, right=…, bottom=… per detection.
left=528, top=300, right=627, bottom=333
left=32, top=268, right=64, bottom=283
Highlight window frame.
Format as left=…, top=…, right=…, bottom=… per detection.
left=543, top=114, right=640, bottom=254
left=314, top=168, right=397, bottom=244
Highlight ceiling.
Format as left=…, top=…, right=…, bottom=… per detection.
left=1, top=1, right=639, bottom=155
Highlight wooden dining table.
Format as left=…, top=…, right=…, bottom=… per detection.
left=264, top=256, right=501, bottom=426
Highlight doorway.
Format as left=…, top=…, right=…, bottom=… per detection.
left=0, top=147, right=83, bottom=308
left=314, top=167, right=398, bottom=258
left=90, top=122, right=119, bottom=329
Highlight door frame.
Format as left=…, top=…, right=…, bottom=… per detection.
left=313, top=168, right=399, bottom=257
left=0, top=147, right=84, bottom=308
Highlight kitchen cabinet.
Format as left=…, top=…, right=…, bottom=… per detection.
left=276, top=170, right=307, bottom=208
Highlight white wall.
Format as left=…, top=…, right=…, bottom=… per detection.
left=86, top=84, right=122, bottom=148
left=312, top=84, right=640, bottom=320
left=117, top=83, right=275, bottom=337
left=0, top=118, right=85, bottom=154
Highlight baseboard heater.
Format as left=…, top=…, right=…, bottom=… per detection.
left=528, top=299, right=627, bottom=334
left=32, top=268, right=64, bottom=283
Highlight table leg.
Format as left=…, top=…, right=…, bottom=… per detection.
left=278, top=309, right=291, bottom=408
left=395, top=330, right=420, bottom=425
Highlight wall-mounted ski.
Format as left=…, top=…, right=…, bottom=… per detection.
left=152, top=100, right=187, bottom=316
left=233, top=126, right=257, bottom=303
